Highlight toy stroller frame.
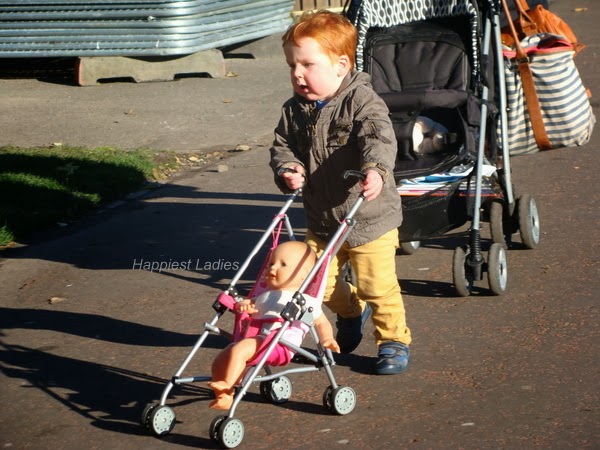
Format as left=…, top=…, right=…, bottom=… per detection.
left=142, top=176, right=366, bottom=448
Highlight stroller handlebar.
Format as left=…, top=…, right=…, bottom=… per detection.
left=343, top=169, right=366, bottom=182
left=278, top=168, right=367, bottom=196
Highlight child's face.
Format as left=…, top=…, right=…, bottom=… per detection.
left=265, top=243, right=312, bottom=291
left=284, top=37, right=348, bottom=102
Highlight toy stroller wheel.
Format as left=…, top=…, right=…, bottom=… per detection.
left=453, top=246, right=473, bottom=297
left=327, top=386, right=356, bottom=415
left=487, top=243, right=508, bottom=295
left=399, top=240, right=421, bottom=255
left=148, top=405, right=176, bottom=436
left=489, top=200, right=508, bottom=249
left=141, top=402, right=157, bottom=429
left=217, top=417, right=245, bottom=449
left=265, top=376, right=293, bottom=404
left=209, top=415, right=227, bottom=443
left=322, top=385, right=334, bottom=409
left=517, top=194, right=540, bottom=249
left=259, top=380, right=270, bottom=401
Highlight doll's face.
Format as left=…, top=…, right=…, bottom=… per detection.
left=265, top=241, right=316, bottom=291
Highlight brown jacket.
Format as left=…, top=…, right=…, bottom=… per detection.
left=269, top=70, right=402, bottom=247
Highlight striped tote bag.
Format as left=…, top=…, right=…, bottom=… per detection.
left=503, top=33, right=595, bottom=156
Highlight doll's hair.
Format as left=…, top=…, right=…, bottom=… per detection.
left=282, top=10, right=357, bottom=70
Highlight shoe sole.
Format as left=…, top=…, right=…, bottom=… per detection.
left=375, top=365, right=410, bottom=375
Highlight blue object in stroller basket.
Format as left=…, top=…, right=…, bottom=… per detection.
left=142, top=175, right=366, bottom=448
left=346, top=0, right=541, bottom=296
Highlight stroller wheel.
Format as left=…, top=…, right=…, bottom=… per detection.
left=209, top=415, right=226, bottom=443
left=489, top=200, right=509, bottom=249
left=487, top=243, right=508, bottom=295
left=324, top=386, right=356, bottom=416
left=322, top=385, right=334, bottom=409
left=141, top=402, right=157, bottom=429
left=146, top=404, right=176, bottom=436
left=260, top=376, right=292, bottom=404
left=452, top=246, right=473, bottom=297
left=217, top=417, right=245, bottom=449
left=517, top=194, right=540, bottom=249
left=399, top=240, right=421, bottom=255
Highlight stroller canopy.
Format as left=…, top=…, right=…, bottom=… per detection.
left=346, top=0, right=481, bottom=81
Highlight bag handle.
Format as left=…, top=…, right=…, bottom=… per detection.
left=501, top=0, right=552, bottom=150
left=512, top=0, right=540, bottom=39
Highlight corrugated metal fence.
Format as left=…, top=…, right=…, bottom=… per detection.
left=0, top=0, right=295, bottom=57
left=293, top=0, right=345, bottom=11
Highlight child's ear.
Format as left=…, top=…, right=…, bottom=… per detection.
left=337, top=55, right=350, bottom=76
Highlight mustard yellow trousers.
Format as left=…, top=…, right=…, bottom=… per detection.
left=305, top=228, right=411, bottom=346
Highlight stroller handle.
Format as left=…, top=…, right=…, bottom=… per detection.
left=343, top=169, right=366, bottom=182
left=277, top=166, right=305, bottom=193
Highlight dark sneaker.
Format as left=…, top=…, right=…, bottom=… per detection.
left=335, top=303, right=371, bottom=354
left=375, top=341, right=411, bottom=375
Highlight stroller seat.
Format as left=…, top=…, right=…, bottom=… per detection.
left=364, top=18, right=481, bottom=182
left=217, top=288, right=319, bottom=368
left=366, top=21, right=470, bottom=93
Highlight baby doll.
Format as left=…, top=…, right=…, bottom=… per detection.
left=209, top=240, right=340, bottom=410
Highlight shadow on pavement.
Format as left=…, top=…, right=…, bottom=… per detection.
left=1, top=184, right=306, bottom=291
left=0, top=307, right=230, bottom=348
left=0, top=340, right=210, bottom=436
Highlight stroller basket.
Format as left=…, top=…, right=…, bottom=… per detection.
left=399, top=179, right=466, bottom=240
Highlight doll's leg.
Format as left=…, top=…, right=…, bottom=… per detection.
left=209, top=337, right=262, bottom=409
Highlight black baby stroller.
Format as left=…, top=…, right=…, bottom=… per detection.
left=141, top=176, right=365, bottom=449
left=345, top=0, right=541, bottom=296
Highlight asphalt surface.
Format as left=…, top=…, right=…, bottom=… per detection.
left=0, top=35, right=291, bottom=154
left=1, top=1, right=599, bottom=449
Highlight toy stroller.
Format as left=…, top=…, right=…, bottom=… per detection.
left=345, top=0, right=541, bottom=296
left=142, top=173, right=365, bottom=448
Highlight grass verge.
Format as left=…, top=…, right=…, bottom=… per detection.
left=0, top=145, right=182, bottom=248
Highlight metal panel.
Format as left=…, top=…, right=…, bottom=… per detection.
left=0, top=0, right=294, bottom=57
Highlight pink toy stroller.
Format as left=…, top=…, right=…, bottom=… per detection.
left=142, top=173, right=365, bottom=449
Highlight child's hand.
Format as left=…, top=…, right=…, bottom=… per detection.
left=361, top=169, right=384, bottom=201
left=321, top=338, right=341, bottom=353
left=280, top=165, right=306, bottom=190
left=235, top=299, right=258, bottom=314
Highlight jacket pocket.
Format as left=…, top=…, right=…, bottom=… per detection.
left=327, top=118, right=355, bottom=148
left=291, top=122, right=312, bottom=157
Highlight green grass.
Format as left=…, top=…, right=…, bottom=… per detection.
left=0, top=145, right=179, bottom=247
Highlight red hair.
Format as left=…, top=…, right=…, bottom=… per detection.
left=282, top=10, right=357, bottom=70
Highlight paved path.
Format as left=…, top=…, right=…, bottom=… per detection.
left=1, top=1, right=599, bottom=448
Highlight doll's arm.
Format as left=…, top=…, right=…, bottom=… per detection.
left=314, top=314, right=340, bottom=353
left=235, top=299, right=258, bottom=314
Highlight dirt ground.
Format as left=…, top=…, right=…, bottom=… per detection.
left=0, top=1, right=599, bottom=449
